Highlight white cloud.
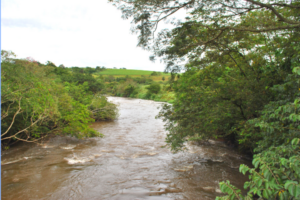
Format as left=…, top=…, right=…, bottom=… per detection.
left=1, top=0, right=167, bottom=71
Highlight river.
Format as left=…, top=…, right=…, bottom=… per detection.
left=1, top=97, right=251, bottom=200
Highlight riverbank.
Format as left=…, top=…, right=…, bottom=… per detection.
left=104, top=82, right=176, bottom=104
left=1, top=56, right=118, bottom=148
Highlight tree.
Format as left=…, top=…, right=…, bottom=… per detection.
left=114, top=80, right=138, bottom=97
left=1, top=52, right=118, bottom=147
left=85, top=67, right=96, bottom=74
left=89, top=95, right=118, bottom=121
left=162, top=76, right=165, bottom=81
left=146, top=82, right=161, bottom=94
left=1, top=50, right=16, bottom=63
left=109, top=0, right=300, bottom=71
left=46, top=61, right=57, bottom=67
left=1, top=59, right=58, bottom=145
left=151, top=71, right=158, bottom=76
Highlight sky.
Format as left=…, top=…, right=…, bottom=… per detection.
left=1, top=0, right=170, bottom=71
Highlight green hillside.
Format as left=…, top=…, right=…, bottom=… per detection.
left=98, top=68, right=168, bottom=76
left=98, top=69, right=152, bottom=75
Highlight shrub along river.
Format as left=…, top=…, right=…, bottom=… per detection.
left=1, top=97, right=251, bottom=200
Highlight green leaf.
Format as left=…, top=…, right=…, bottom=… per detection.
left=253, top=158, right=260, bottom=168
left=257, top=179, right=263, bottom=187
left=257, top=189, right=262, bottom=197
left=263, top=189, right=269, bottom=199
left=285, top=181, right=298, bottom=189
left=244, top=181, right=250, bottom=189
left=291, top=138, right=300, bottom=150
left=279, top=191, right=285, bottom=200
left=296, top=185, right=300, bottom=197
left=292, top=67, right=300, bottom=75
left=287, top=185, right=296, bottom=197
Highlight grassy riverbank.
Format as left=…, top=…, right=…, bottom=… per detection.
left=94, top=68, right=176, bottom=103
left=1, top=52, right=118, bottom=148
left=105, top=82, right=175, bottom=103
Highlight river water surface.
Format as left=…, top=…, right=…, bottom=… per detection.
left=2, top=97, right=251, bottom=200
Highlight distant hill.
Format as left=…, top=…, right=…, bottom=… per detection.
left=98, top=69, right=169, bottom=76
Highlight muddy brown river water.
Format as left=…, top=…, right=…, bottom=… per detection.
left=1, top=97, right=251, bottom=200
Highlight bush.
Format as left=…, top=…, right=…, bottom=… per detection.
left=217, top=67, right=300, bottom=200
left=145, top=79, right=154, bottom=84
left=146, top=82, right=161, bottom=94
left=124, top=84, right=136, bottom=97
left=217, top=138, right=300, bottom=200
left=137, top=93, right=148, bottom=99
left=89, top=95, right=119, bottom=121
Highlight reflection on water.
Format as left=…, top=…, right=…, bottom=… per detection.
left=1, top=97, right=251, bottom=200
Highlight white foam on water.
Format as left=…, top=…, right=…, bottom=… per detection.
left=1, top=156, right=33, bottom=165
left=60, top=145, right=76, bottom=150
left=147, top=152, right=158, bottom=156
left=42, top=145, right=55, bottom=148
left=173, top=165, right=193, bottom=172
left=64, top=155, right=92, bottom=164
left=1, top=158, right=24, bottom=165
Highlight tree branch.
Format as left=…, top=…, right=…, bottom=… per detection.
left=180, top=30, right=224, bottom=51
left=245, top=0, right=300, bottom=25
left=1, top=98, right=22, bottom=137
left=1, top=115, right=46, bottom=141
left=1, top=100, right=16, bottom=120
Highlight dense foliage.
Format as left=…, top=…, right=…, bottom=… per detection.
left=98, top=71, right=175, bottom=102
left=110, top=0, right=300, bottom=198
left=1, top=51, right=118, bottom=148
left=217, top=138, right=300, bottom=200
